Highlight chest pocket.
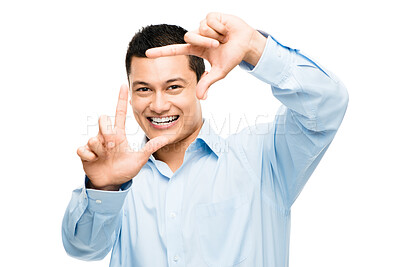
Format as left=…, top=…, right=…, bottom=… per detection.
left=195, top=193, right=253, bottom=267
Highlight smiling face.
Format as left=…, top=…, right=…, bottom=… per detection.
left=129, top=55, right=203, bottom=146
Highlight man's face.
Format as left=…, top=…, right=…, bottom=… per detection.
left=129, top=55, right=203, bottom=145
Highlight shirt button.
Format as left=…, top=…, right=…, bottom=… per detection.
left=169, top=212, right=176, bottom=219
left=95, top=199, right=102, bottom=204
left=173, top=255, right=180, bottom=262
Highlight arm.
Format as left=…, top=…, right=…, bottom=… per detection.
left=63, top=85, right=170, bottom=259
left=62, top=180, right=130, bottom=260
left=146, top=12, right=349, bottom=210
left=240, top=34, right=349, bottom=209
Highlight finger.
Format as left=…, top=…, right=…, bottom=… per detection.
left=97, top=132, right=105, bottom=145
left=146, top=44, right=192, bottom=58
left=87, top=136, right=106, bottom=157
left=77, top=145, right=97, bottom=162
left=196, top=69, right=225, bottom=99
left=198, top=22, right=226, bottom=43
left=99, top=115, right=116, bottom=148
left=139, top=135, right=171, bottom=160
left=206, top=14, right=229, bottom=36
left=96, top=131, right=112, bottom=149
left=99, top=115, right=113, bottom=136
left=115, top=84, right=128, bottom=130
left=184, top=32, right=220, bottom=48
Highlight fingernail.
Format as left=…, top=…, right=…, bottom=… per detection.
left=212, top=40, right=220, bottom=48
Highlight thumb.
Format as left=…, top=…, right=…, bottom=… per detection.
left=139, top=135, right=171, bottom=160
left=196, top=68, right=225, bottom=100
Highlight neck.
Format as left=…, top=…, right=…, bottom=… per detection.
left=154, top=120, right=203, bottom=172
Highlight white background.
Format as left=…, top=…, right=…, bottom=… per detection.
left=0, top=0, right=399, bottom=266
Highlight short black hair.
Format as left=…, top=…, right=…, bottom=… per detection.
left=125, top=24, right=205, bottom=82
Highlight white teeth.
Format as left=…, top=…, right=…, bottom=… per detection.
left=150, top=116, right=178, bottom=125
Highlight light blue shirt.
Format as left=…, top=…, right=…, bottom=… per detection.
left=62, top=34, right=349, bottom=267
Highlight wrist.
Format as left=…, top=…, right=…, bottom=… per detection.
left=86, top=178, right=121, bottom=191
left=243, top=30, right=267, bottom=66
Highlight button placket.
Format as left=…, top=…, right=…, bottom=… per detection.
left=165, top=173, right=185, bottom=266
left=173, top=255, right=180, bottom=262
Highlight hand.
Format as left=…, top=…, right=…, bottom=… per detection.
left=145, top=13, right=267, bottom=100
left=77, top=85, right=171, bottom=191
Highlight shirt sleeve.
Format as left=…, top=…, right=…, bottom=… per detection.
left=238, top=33, right=349, bottom=209
left=61, top=176, right=132, bottom=260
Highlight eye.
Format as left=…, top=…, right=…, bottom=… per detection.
left=136, top=87, right=150, bottom=92
left=168, top=85, right=182, bottom=90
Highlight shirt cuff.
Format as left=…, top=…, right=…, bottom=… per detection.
left=84, top=175, right=132, bottom=213
left=239, top=32, right=293, bottom=87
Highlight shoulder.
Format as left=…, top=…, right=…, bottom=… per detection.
left=223, top=122, right=274, bottom=161
left=228, top=123, right=273, bottom=146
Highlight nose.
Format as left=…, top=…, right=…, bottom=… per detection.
left=149, top=92, right=170, bottom=114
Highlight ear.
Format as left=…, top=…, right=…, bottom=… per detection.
left=197, top=71, right=211, bottom=100
left=200, top=71, right=209, bottom=80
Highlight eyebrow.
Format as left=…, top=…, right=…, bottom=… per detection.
left=131, top=81, right=150, bottom=88
left=131, top=77, right=188, bottom=88
left=166, top=78, right=188, bottom=84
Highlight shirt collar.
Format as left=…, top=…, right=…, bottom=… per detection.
left=196, top=119, right=226, bottom=158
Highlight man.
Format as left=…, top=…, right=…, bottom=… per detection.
left=62, top=13, right=348, bottom=267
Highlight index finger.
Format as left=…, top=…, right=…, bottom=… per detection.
left=145, top=35, right=219, bottom=59
left=145, top=44, right=192, bottom=58
left=115, top=84, right=128, bottom=129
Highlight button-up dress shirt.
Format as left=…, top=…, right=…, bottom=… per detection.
left=62, top=33, right=349, bottom=267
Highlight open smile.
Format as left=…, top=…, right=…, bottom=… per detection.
left=147, top=115, right=179, bottom=129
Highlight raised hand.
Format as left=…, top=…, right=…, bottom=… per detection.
left=145, top=13, right=267, bottom=100
left=77, top=85, right=170, bottom=191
